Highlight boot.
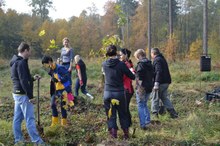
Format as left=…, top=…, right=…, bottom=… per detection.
left=158, top=105, right=166, bottom=115
left=123, top=128, right=129, bottom=139
left=152, top=112, right=159, bottom=120
left=110, top=128, right=117, bottom=138
left=61, top=118, right=67, bottom=126
left=51, top=116, right=59, bottom=127
left=167, top=108, right=178, bottom=119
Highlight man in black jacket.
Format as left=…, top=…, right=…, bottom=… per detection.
left=10, top=42, right=44, bottom=144
left=151, top=48, right=178, bottom=119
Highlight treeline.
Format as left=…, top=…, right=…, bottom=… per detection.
left=0, top=0, right=220, bottom=60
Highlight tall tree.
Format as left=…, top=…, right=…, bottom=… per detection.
left=102, top=1, right=119, bottom=37
left=0, top=0, right=4, bottom=8
left=28, top=0, right=53, bottom=21
left=117, top=0, right=138, bottom=47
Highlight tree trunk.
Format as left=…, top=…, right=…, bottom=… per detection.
left=148, top=0, right=152, bottom=60
left=203, top=0, right=208, bottom=55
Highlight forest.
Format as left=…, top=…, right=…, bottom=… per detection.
left=0, top=0, right=220, bottom=145
left=0, top=0, right=219, bottom=60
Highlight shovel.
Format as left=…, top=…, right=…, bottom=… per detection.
left=37, top=78, right=44, bottom=134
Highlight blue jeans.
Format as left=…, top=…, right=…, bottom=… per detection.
left=74, top=78, right=88, bottom=96
left=151, top=84, right=174, bottom=113
left=51, top=93, right=67, bottom=118
left=136, top=91, right=151, bottom=128
left=62, top=63, right=72, bottom=85
left=13, top=94, right=44, bottom=144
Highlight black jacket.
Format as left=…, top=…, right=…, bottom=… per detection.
left=76, top=59, right=87, bottom=81
left=153, top=54, right=171, bottom=84
left=135, top=58, right=154, bottom=93
left=10, top=55, right=34, bottom=99
left=102, top=58, right=135, bottom=91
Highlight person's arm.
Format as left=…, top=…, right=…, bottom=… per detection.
left=135, top=63, right=143, bottom=86
left=69, top=48, right=74, bottom=72
left=154, top=60, right=162, bottom=90
left=17, top=61, right=34, bottom=99
left=76, top=64, right=83, bottom=86
left=122, top=62, right=135, bottom=80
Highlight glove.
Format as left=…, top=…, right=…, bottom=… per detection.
left=51, top=77, right=59, bottom=83
left=80, top=80, right=83, bottom=86
left=153, top=82, right=159, bottom=90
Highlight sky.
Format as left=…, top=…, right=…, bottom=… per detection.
left=3, top=0, right=112, bottom=20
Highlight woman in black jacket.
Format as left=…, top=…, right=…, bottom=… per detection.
left=102, top=45, right=135, bottom=139
left=134, top=49, right=154, bottom=129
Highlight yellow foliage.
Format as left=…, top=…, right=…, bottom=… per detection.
left=188, top=39, right=202, bottom=60
left=165, top=34, right=179, bottom=61
left=39, top=30, right=46, bottom=37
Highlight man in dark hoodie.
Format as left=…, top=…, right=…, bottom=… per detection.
left=134, top=49, right=154, bottom=129
left=10, top=42, right=44, bottom=144
left=102, top=45, right=135, bottom=139
left=151, top=48, right=178, bottom=119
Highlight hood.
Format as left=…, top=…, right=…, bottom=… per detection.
left=155, top=54, right=164, bottom=59
left=106, top=58, right=120, bottom=67
left=138, top=58, right=152, bottom=68
left=10, top=55, right=23, bottom=67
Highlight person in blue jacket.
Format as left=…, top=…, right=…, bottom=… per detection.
left=42, top=55, right=74, bottom=126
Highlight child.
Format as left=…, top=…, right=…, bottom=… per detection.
left=74, top=55, right=94, bottom=99
left=42, top=56, right=74, bottom=114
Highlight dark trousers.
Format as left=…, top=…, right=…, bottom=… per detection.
left=125, top=90, right=133, bottom=127
left=103, top=91, right=129, bottom=130
left=51, top=93, right=67, bottom=118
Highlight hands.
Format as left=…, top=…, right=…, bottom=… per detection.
left=29, top=97, right=36, bottom=104
left=34, top=74, right=41, bottom=80
left=51, top=77, right=59, bottom=82
left=153, top=82, right=159, bottom=90
left=80, top=80, right=83, bottom=86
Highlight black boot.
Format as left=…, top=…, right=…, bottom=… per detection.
left=167, top=108, right=178, bottom=119
left=110, top=128, right=117, bottom=138
left=123, top=128, right=129, bottom=139
left=158, top=105, right=166, bottom=115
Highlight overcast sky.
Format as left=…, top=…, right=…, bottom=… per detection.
left=3, top=0, right=113, bottom=20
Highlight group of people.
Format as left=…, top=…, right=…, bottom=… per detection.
left=9, top=39, right=178, bottom=144
left=9, top=38, right=93, bottom=144
left=102, top=45, right=178, bottom=139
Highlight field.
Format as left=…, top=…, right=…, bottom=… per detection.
left=0, top=58, right=220, bottom=146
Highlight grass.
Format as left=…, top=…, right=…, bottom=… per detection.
left=0, top=58, right=220, bottom=145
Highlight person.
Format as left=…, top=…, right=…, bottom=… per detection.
left=10, top=42, right=44, bottom=144
left=151, top=48, right=178, bottom=119
left=119, top=48, right=135, bottom=127
left=74, top=55, right=94, bottom=99
left=102, top=45, right=135, bottom=139
left=60, top=37, right=74, bottom=85
left=134, top=49, right=154, bottom=129
left=42, top=55, right=74, bottom=126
